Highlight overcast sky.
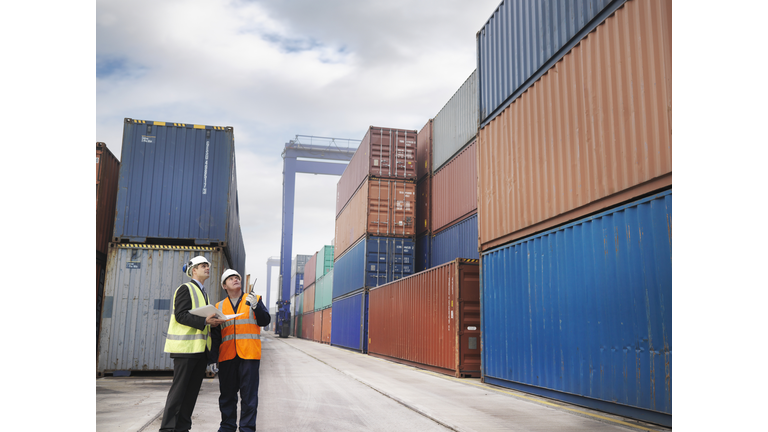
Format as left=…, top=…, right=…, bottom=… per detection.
left=96, top=0, right=501, bottom=305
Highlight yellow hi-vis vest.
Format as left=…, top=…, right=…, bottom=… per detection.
left=215, top=295, right=262, bottom=361
left=164, top=282, right=212, bottom=353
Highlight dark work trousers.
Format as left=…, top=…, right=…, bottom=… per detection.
left=160, top=356, right=207, bottom=432
left=217, top=356, right=261, bottom=432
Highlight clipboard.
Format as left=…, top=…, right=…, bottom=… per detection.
left=189, top=304, right=243, bottom=320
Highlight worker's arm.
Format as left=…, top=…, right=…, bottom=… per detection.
left=209, top=323, right=221, bottom=364
left=173, top=286, right=208, bottom=331
left=254, top=297, right=271, bottom=327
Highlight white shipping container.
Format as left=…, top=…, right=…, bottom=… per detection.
left=97, top=243, right=230, bottom=374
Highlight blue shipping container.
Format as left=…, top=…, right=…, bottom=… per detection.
left=333, top=236, right=415, bottom=299
left=113, top=118, right=245, bottom=274
left=477, top=0, right=626, bottom=127
left=415, top=233, right=431, bottom=272
left=290, top=273, right=304, bottom=298
left=431, top=213, right=479, bottom=267
left=330, top=289, right=368, bottom=353
left=481, top=190, right=672, bottom=426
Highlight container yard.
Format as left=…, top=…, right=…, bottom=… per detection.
left=96, top=0, right=674, bottom=429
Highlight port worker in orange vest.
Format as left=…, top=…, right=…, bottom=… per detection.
left=209, top=269, right=271, bottom=432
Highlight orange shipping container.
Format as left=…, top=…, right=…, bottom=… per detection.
left=302, top=311, right=315, bottom=340
left=313, top=310, right=322, bottom=342
left=302, top=283, right=315, bottom=314
left=368, top=259, right=480, bottom=378
left=334, top=177, right=416, bottom=260
left=432, top=139, right=478, bottom=233
left=321, top=307, right=332, bottom=344
left=478, top=0, right=672, bottom=251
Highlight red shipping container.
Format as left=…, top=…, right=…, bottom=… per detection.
left=336, top=126, right=417, bottom=217
left=478, top=0, right=672, bottom=251
left=432, top=140, right=477, bottom=233
left=334, top=178, right=416, bottom=260
left=304, top=252, right=317, bottom=286
left=96, top=142, right=120, bottom=257
left=302, top=311, right=315, bottom=340
left=321, top=307, right=332, bottom=344
left=368, top=258, right=480, bottom=378
left=303, top=283, right=315, bottom=314
left=416, top=119, right=432, bottom=181
left=313, top=310, right=322, bottom=342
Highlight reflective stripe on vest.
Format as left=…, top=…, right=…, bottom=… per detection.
left=164, top=282, right=212, bottom=354
left=215, top=295, right=262, bottom=361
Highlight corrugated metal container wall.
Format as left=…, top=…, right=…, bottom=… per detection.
left=333, top=236, right=415, bottom=299
left=315, top=269, right=333, bottom=311
left=478, top=0, right=672, bottom=251
left=334, top=178, right=416, bottom=260
left=368, top=259, right=480, bottom=377
left=302, top=311, right=315, bottom=340
left=304, top=253, right=317, bottom=286
left=433, top=70, right=478, bottom=172
left=97, top=142, right=120, bottom=257
left=481, top=189, right=672, bottom=425
left=321, top=308, right=332, bottom=344
left=302, top=283, right=315, bottom=314
left=415, top=233, right=431, bottom=273
left=315, top=245, right=334, bottom=281
left=289, top=273, right=304, bottom=298
left=416, top=175, right=431, bottom=236
left=416, top=119, right=433, bottom=181
left=97, top=244, right=228, bottom=373
left=330, top=290, right=367, bottom=352
left=477, top=0, right=625, bottom=127
left=97, top=260, right=107, bottom=354
left=313, top=310, right=322, bottom=342
left=432, top=140, right=477, bottom=232
left=113, top=119, right=246, bottom=275
left=292, top=254, right=312, bottom=276
left=336, top=126, right=417, bottom=216
left=431, top=213, right=479, bottom=267
left=295, top=291, right=303, bottom=337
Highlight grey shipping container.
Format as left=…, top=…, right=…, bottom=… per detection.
left=113, top=118, right=245, bottom=275
left=97, top=243, right=230, bottom=374
left=433, top=70, right=478, bottom=172
left=292, top=254, right=312, bottom=276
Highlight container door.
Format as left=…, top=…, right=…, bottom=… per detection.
left=457, top=263, right=481, bottom=377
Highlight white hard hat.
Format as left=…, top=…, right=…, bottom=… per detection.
left=221, top=269, right=241, bottom=286
left=184, top=256, right=210, bottom=278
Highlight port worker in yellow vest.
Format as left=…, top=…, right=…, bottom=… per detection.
left=210, top=269, right=271, bottom=432
left=160, top=256, right=226, bottom=432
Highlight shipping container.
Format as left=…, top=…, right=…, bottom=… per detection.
left=313, top=309, right=323, bottom=342
left=315, top=245, right=334, bottom=281
left=336, top=126, right=418, bottom=217
left=481, top=189, right=672, bottom=426
left=302, top=311, right=315, bottom=340
left=416, top=175, right=431, bottom=236
left=97, top=142, right=120, bottom=258
left=302, top=283, right=315, bottom=314
left=415, top=233, right=431, bottom=273
left=334, top=177, right=416, bottom=259
left=330, top=289, right=368, bottom=352
left=97, top=243, right=229, bottom=374
left=289, top=273, right=304, bottom=298
left=295, top=291, right=303, bottom=337
left=432, top=139, right=477, bottom=232
left=332, top=235, right=415, bottom=299
left=97, top=259, right=107, bottom=355
left=416, top=119, right=433, bottom=181
left=368, top=259, right=480, bottom=378
left=477, top=0, right=627, bottom=127
left=433, top=70, right=478, bottom=172
left=292, top=254, right=312, bottom=276
left=304, top=252, right=317, bottom=286
left=431, top=213, right=479, bottom=267
left=478, top=0, right=672, bottom=251
left=321, top=307, right=332, bottom=344
left=113, top=118, right=246, bottom=274
left=314, top=269, right=334, bottom=311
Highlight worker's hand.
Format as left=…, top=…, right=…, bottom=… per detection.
left=206, top=313, right=226, bottom=327
left=206, top=363, right=218, bottom=374
left=246, top=292, right=258, bottom=309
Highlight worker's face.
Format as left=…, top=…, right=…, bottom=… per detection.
left=223, top=275, right=241, bottom=296
left=192, top=263, right=210, bottom=282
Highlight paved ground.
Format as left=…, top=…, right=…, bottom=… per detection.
left=96, top=333, right=670, bottom=431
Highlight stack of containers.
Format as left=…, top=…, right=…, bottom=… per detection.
left=331, top=126, right=418, bottom=352
left=314, top=245, right=334, bottom=343
left=289, top=254, right=311, bottom=337
left=98, top=119, right=246, bottom=375
left=301, top=252, right=317, bottom=340
left=96, top=142, right=119, bottom=358
left=415, top=120, right=432, bottom=272
left=476, top=0, right=671, bottom=426
left=428, top=70, right=481, bottom=268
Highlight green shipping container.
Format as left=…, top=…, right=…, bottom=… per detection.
left=315, top=245, right=334, bottom=282
left=315, top=269, right=334, bottom=311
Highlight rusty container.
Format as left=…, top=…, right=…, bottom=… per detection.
left=321, top=307, right=332, bottom=344
left=302, top=282, right=316, bottom=314
left=334, top=178, right=416, bottom=260
left=336, top=126, right=417, bottom=217
left=416, top=119, right=433, bottom=181
left=96, top=142, right=120, bottom=257
left=478, top=0, right=672, bottom=252
left=432, top=139, right=477, bottom=233
left=416, top=175, right=431, bottom=236
left=368, top=258, right=480, bottom=378
left=302, top=311, right=315, bottom=340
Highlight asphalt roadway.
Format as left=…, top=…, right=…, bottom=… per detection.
left=96, top=332, right=671, bottom=432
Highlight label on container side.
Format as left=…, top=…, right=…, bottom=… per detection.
left=141, top=135, right=155, bottom=144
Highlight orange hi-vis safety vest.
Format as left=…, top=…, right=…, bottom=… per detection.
left=215, top=295, right=262, bottom=362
